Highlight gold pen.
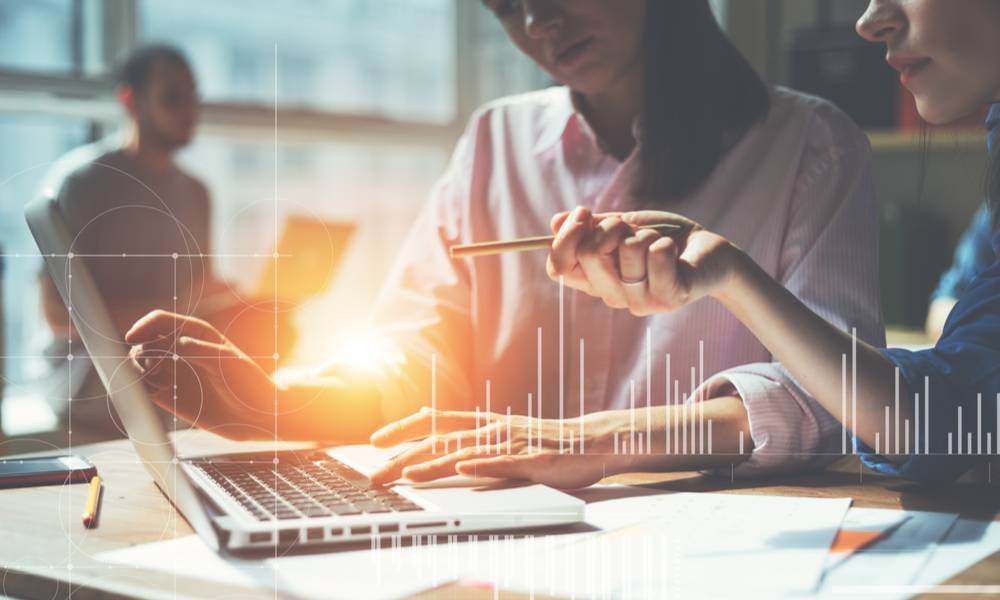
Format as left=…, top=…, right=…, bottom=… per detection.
left=449, top=223, right=683, bottom=259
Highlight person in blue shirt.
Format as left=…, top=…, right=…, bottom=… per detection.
left=544, top=0, right=1000, bottom=485
left=926, top=202, right=996, bottom=341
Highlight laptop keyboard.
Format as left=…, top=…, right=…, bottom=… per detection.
left=192, top=452, right=423, bottom=522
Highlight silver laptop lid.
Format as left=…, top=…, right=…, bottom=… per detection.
left=24, top=193, right=219, bottom=551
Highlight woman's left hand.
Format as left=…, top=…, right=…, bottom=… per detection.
left=368, top=408, right=623, bottom=489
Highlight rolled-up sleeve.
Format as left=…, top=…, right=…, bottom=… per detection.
left=705, top=364, right=843, bottom=476
left=705, top=106, right=885, bottom=477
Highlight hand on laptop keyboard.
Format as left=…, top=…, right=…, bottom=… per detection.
left=368, top=407, right=633, bottom=490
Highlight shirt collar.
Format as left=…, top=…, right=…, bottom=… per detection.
left=534, top=86, right=641, bottom=157
left=533, top=87, right=577, bottom=154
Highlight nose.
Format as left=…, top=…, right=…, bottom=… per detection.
left=523, top=0, right=563, bottom=40
left=855, top=0, right=905, bottom=43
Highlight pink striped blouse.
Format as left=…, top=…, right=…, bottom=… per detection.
left=369, top=86, right=885, bottom=476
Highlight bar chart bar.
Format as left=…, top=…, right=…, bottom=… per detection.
left=682, top=397, right=688, bottom=454
left=630, top=380, right=636, bottom=450
left=894, top=368, right=900, bottom=454
left=884, top=406, right=890, bottom=453
left=485, top=380, right=491, bottom=447
left=506, top=406, right=512, bottom=455
left=852, top=328, right=858, bottom=454
left=665, top=353, right=671, bottom=454
left=925, top=377, right=930, bottom=454
left=647, top=329, right=652, bottom=455
left=958, top=406, right=964, bottom=455
left=475, top=406, right=481, bottom=451
left=841, top=354, right=847, bottom=454
left=431, top=353, right=437, bottom=451
left=527, top=392, right=532, bottom=453
left=579, top=338, right=585, bottom=454
left=978, top=394, right=983, bottom=455
left=674, top=381, right=680, bottom=454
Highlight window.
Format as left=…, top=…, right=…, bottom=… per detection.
left=0, top=0, right=77, bottom=74
left=0, top=114, right=89, bottom=387
left=0, top=0, right=548, bottom=436
left=176, top=135, right=448, bottom=362
left=139, top=0, right=457, bottom=123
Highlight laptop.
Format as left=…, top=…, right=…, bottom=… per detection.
left=255, top=215, right=355, bottom=302
left=25, top=194, right=584, bottom=552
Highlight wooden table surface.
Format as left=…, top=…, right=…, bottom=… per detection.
left=1, top=431, right=999, bottom=600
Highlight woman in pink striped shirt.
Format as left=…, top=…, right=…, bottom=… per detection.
left=127, top=0, right=883, bottom=487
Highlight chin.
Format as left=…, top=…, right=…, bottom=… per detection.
left=561, top=74, right=615, bottom=99
left=914, top=94, right=983, bottom=126
left=914, top=103, right=952, bottom=125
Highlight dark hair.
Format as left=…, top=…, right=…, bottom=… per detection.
left=117, top=44, right=191, bottom=92
left=636, top=0, right=771, bottom=203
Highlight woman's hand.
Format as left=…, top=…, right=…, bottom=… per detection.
left=367, top=408, right=630, bottom=490
left=548, top=209, right=744, bottom=316
left=124, top=309, right=279, bottom=440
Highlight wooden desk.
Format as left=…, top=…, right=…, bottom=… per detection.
left=2, top=432, right=999, bottom=600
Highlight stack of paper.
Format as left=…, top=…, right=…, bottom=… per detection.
left=816, top=509, right=1000, bottom=599
left=455, top=492, right=851, bottom=598
left=96, top=489, right=1000, bottom=599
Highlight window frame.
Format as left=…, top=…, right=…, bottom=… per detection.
left=0, top=0, right=472, bottom=148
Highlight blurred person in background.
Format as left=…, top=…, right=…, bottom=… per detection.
left=38, top=44, right=292, bottom=439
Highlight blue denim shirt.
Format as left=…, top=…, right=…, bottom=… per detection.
left=931, top=205, right=995, bottom=301
left=859, top=103, right=1000, bottom=483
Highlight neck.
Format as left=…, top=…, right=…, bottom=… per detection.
left=123, top=126, right=174, bottom=174
left=578, top=68, right=643, bottom=160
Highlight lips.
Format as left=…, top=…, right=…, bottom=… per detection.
left=887, top=55, right=931, bottom=86
left=554, top=37, right=593, bottom=68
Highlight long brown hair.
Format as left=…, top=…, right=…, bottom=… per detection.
left=636, top=0, right=770, bottom=203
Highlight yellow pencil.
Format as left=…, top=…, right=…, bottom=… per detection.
left=82, top=475, right=102, bottom=528
left=449, top=223, right=684, bottom=259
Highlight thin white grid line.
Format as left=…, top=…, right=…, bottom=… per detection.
left=272, top=40, right=280, bottom=598
left=558, top=275, right=564, bottom=452
left=67, top=255, right=73, bottom=586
